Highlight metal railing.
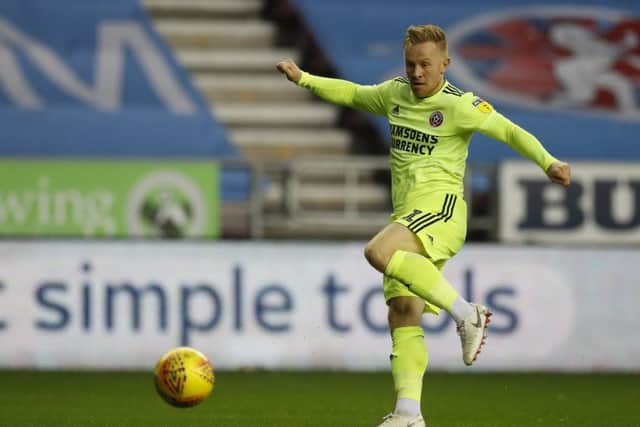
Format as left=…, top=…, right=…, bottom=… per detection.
left=225, top=156, right=499, bottom=240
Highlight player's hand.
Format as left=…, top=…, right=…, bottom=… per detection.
left=546, top=161, right=571, bottom=187
left=276, top=59, right=302, bottom=83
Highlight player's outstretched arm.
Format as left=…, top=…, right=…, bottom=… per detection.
left=274, top=59, right=386, bottom=115
left=546, top=160, right=571, bottom=187
left=474, top=108, right=572, bottom=188
left=276, top=58, right=302, bottom=83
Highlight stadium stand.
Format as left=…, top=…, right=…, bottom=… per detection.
left=144, top=0, right=394, bottom=239
left=3, top=0, right=637, bottom=241
left=145, top=0, right=351, bottom=159
left=142, top=0, right=640, bottom=240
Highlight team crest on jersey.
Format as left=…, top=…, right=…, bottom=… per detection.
left=429, top=111, right=444, bottom=127
left=447, top=7, right=640, bottom=120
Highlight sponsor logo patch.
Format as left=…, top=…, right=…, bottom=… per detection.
left=473, top=97, right=493, bottom=113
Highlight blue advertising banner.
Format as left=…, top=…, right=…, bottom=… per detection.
left=0, top=0, right=246, bottom=200
left=292, top=0, right=640, bottom=162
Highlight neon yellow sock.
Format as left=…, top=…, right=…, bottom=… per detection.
left=391, top=326, right=428, bottom=401
left=385, top=250, right=459, bottom=311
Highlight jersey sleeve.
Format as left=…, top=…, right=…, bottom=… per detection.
left=477, top=112, right=558, bottom=171
left=455, top=92, right=557, bottom=171
left=453, top=92, right=497, bottom=131
left=297, top=72, right=390, bottom=116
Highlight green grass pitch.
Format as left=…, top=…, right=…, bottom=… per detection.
left=0, top=370, right=638, bottom=426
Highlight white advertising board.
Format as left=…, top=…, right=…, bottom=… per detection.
left=0, top=241, right=638, bottom=371
left=499, top=161, right=640, bottom=244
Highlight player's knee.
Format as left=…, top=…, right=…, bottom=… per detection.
left=364, top=240, right=390, bottom=273
left=363, top=241, right=377, bottom=267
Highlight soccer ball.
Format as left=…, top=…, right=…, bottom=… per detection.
left=154, top=347, right=215, bottom=407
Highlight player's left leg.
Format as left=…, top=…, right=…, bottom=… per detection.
left=376, top=295, right=427, bottom=427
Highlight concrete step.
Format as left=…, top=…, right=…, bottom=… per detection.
left=143, top=0, right=262, bottom=18
left=289, top=157, right=389, bottom=183
left=194, top=73, right=308, bottom=103
left=229, top=128, right=351, bottom=159
left=177, top=49, right=299, bottom=72
left=154, top=19, right=275, bottom=48
left=213, top=103, right=340, bottom=127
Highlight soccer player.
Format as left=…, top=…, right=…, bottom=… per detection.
left=277, top=24, right=571, bottom=427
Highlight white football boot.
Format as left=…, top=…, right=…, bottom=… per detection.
left=456, top=303, right=492, bottom=366
left=376, top=413, right=426, bottom=427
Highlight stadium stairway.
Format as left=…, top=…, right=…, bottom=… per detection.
left=143, top=0, right=391, bottom=238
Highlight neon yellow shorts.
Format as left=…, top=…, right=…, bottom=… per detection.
left=383, top=192, right=467, bottom=314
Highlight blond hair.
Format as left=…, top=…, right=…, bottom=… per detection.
left=404, top=24, right=447, bottom=53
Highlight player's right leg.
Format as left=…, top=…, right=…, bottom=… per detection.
left=365, top=222, right=471, bottom=319
left=365, top=193, right=491, bottom=366
left=383, top=246, right=491, bottom=366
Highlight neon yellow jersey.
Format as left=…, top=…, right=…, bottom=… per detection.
left=297, top=73, right=558, bottom=214
left=374, top=78, right=483, bottom=210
